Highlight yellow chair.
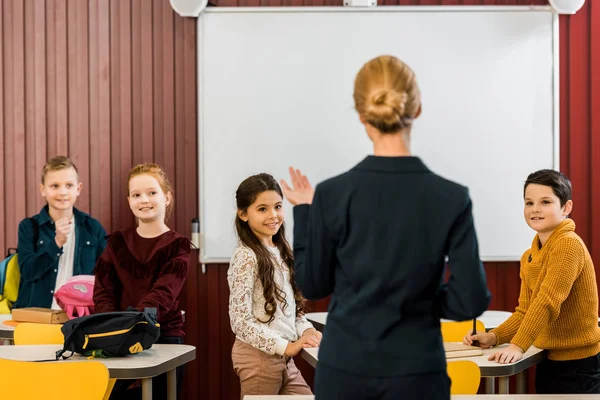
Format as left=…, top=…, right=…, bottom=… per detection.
left=13, top=322, right=116, bottom=400
left=441, top=320, right=485, bottom=342
left=14, top=323, right=64, bottom=345
left=0, top=358, right=110, bottom=400
left=447, top=360, right=481, bottom=394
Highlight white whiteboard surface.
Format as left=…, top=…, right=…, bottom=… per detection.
left=198, top=6, right=558, bottom=263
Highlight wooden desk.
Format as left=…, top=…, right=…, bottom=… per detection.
left=0, top=343, right=196, bottom=400
left=301, top=344, right=545, bottom=395
left=448, top=344, right=545, bottom=394
left=0, top=314, right=14, bottom=345
left=244, top=396, right=600, bottom=399
left=306, top=310, right=513, bottom=332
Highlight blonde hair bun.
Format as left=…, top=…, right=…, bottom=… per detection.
left=353, top=55, right=421, bottom=133
left=365, top=88, right=407, bottom=125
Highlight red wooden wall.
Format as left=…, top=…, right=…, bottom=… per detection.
left=1, top=0, right=599, bottom=398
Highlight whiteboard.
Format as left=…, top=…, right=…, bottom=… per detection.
left=198, top=6, right=558, bottom=263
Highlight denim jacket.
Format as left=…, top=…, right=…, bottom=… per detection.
left=14, top=205, right=107, bottom=309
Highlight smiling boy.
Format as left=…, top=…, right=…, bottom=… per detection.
left=465, top=169, right=600, bottom=394
left=14, top=156, right=107, bottom=309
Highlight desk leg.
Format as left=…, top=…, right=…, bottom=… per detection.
left=167, top=369, right=177, bottom=400
left=142, top=378, right=153, bottom=400
left=498, top=377, right=509, bottom=394
left=516, top=371, right=526, bottom=394
left=485, top=377, right=495, bottom=394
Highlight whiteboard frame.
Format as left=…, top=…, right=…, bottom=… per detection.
left=197, top=6, right=560, bottom=264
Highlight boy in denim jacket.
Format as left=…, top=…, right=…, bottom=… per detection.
left=14, top=156, right=106, bottom=309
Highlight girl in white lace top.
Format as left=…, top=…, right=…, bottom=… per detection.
left=228, top=173, right=321, bottom=397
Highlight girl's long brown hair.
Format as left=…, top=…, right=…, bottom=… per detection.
left=235, top=173, right=306, bottom=323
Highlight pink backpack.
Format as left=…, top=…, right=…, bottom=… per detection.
left=54, top=275, right=95, bottom=319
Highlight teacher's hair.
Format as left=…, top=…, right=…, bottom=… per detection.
left=353, top=55, right=421, bottom=134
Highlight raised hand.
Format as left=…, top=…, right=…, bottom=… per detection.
left=55, top=217, right=73, bottom=248
left=280, top=167, right=314, bottom=206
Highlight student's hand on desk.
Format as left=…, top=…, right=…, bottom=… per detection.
left=488, top=344, right=524, bottom=364
left=280, top=167, right=314, bottom=206
left=284, top=335, right=313, bottom=357
left=302, top=328, right=322, bottom=348
left=463, top=330, right=497, bottom=349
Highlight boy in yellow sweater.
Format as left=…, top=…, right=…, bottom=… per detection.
left=464, top=169, right=600, bottom=394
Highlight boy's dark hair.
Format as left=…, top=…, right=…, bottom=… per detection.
left=524, top=169, right=572, bottom=207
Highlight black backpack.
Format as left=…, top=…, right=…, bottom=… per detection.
left=56, top=308, right=161, bottom=359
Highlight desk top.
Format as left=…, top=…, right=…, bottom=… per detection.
left=244, top=396, right=600, bottom=399
left=305, top=310, right=514, bottom=332
left=301, top=343, right=544, bottom=378
left=447, top=343, right=545, bottom=377
left=0, top=343, right=196, bottom=379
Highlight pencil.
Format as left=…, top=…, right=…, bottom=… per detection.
left=472, top=318, right=479, bottom=347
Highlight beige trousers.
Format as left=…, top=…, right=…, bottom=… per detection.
left=231, top=339, right=313, bottom=399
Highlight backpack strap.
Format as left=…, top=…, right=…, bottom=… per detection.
left=54, top=349, right=74, bottom=360
left=29, top=217, right=39, bottom=250
left=0, top=254, right=16, bottom=295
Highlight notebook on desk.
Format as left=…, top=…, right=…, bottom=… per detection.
left=444, top=342, right=483, bottom=359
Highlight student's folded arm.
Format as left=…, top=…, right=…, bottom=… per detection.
left=439, top=189, right=491, bottom=321
left=293, top=188, right=336, bottom=300
left=228, top=247, right=288, bottom=356
left=490, top=263, right=531, bottom=345
left=510, top=239, right=583, bottom=352
left=136, top=244, right=190, bottom=319
left=17, top=219, right=62, bottom=282
left=93, top=254, right=121, bottom=313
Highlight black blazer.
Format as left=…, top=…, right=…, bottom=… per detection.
left=293, top=156, right=491, bottom=377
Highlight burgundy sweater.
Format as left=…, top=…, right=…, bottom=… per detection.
left=93, top=228, right=190, bottom=337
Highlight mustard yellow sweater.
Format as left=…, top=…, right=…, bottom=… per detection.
left=492, top=219, right=600, bottom=361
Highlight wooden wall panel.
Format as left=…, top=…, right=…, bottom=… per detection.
left=109, top=0, right=134, bottom=230
left=561, top=3, right=600, bottom=283
left=591, top=0, right=600, bottom=282
left=0, top=5, right=199, bottom=397
left=2, top=0, right=600, bottom=398
left=0, top=0, right=196, bottom=253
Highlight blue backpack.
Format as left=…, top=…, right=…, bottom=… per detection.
left=0, top=218, right=38, bottom=313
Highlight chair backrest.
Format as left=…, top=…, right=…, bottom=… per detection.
left=14, top=322, right=64, bottom=345
left=447, top=360, right=481, bottom=394
left=0, top=358, right=110, bottom=400
left=441, top=320, right=485, bottom=342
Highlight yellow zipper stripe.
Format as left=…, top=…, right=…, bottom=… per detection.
left=82, top=321, right=148, bottom=350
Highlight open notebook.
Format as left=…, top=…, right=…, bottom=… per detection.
left=444, top=342, right=483, bottom=359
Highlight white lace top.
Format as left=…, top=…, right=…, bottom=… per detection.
left=227, top=243, right=314, bottom=356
